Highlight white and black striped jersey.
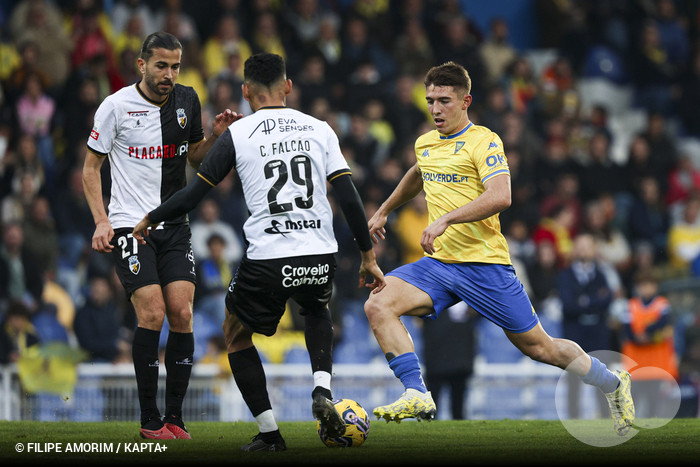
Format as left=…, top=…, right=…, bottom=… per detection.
left=197, top=106, right=350, bottom=260
left=87, top=83, right=204, bottom=229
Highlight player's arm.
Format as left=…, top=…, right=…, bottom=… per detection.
left=82, top=150, right=114, bottom=253
left=368, top=163, right=423, bottom=244
left=330, top=173, right=386, bottom=293
left=133, top=129, right=237, bottom=242
left=187, top=109, right=241, bottom=168
left=421, top=173, right=511, bottom=255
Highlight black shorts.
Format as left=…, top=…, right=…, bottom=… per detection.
left=111, top=225, right=197, bottom=296
left=225, top=253, right=336, bottom=336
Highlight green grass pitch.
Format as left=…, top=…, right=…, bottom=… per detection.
left=1, top=419, right=698, bottom=466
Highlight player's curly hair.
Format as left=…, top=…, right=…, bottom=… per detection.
left=244, top=53, right=286, bottom=88
left=140, top=32, right=182, bottom=62
left=424, top=61, right=472, bottom=96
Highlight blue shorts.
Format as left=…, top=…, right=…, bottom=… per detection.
left=387, top=257, right=538, bottom=333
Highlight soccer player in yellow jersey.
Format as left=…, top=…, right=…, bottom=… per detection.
left=365, top=61, right=635, bottom=435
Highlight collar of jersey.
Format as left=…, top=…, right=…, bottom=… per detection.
left=439, top=122, right=473, bottom=140
left=257, top=106, right=286, bottom=110
left=135, top=82, right=170, bottom=107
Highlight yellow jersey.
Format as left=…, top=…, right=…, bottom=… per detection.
left=415, top=122, right=511, bottom=265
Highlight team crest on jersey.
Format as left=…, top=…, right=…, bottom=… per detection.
left=176, top=108, right=187, bottom=129
left=128, top=255, right=140, bottom=275
left=422, top=149, right=429, bottom=158
left=454, top=141, right=465, bottom=154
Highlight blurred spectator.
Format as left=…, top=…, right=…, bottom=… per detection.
left=538, top=171, right=583, bottom=233
left=250, top=10, right=286, bottom=59
left=665, top=154, right=700, bottom=208
left=3, top=40, right=50, bottom=105
left=532, top=203, right=577, bottom=268
left=500, top=57, right=537, bottom=117
left=478, top=85, right=509, bottom=135
left=74, top=275, right=129, bottom=362
left=339, top=16, right=394, bottom=87
left=194, top=233, right=232, bottom=325
left=111, top=0, right=155, bottom=36
left=154, top=0, right=199, bottom=47
left=9, top=0, right=73, bottom=90
left=632, top=20, right=679, bottom=115
left=295, top=53, right=332, bottom=112
left=363, top=99, right=394, bottom=162
left=479, top=17, right=517, bottom=87
left=0, top=221, right=43, bottom=306
left=666, top=193, right=700, bottom=274
left=435, top=15, right=485, bottom=99
left=112, top=14, right=145, bottom=67
left=0, top=300, right=40, bottom=364
left=678, top=49, right=700, bottom=137
left=15, top=72, right=55, bottom=185
left=314, top=13, right=342, bottom=80
left=341, top=112, right=381, bottom=172
left=628, top=176, right=669, bottom=264
left=393, top=192, right=429, bottom=265
left=505, top=218, right=536, bottom=267
left=67, top=5, right=115, bottom=74
left=202, top=15, right=251, bottom=80
left=1, top=170, right=41, bottom=225
left=526, top=240, right=560, bottom=309
left=422, top=302, right=477, bottom=420
left=557, top=233, right=615, bottom=418
left=189, top=198, right=242, bottom=264
left=21, top=195, right=57, bottom=277
left=386, top=75, right=428, bottom=151
left=620, top=268, right=679, bottom=418
left=392, top=18, right=434, bottom=79
left=582, top=197, right=632, bottom=277
left=539, top=56, right=579, bottom=119
left=41, top=268, right=75, bottom=334
left=623, top=134, right=660, bottom=195
left=282, top=0, right=323, bottom=51
left=578, top=131, right=621, bottom=202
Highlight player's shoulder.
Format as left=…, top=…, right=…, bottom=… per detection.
left=101, top=84, right=139, bottom=106
left=415, top=128, right=440, bottom=147
left=468, top=124, right=503, bottom=147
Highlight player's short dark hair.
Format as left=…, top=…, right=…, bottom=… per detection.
left=244, top=53, right=286, bottom=88
left=140, top=32, right=182, bottom=62
left=424, top=61, right=472, bottom=96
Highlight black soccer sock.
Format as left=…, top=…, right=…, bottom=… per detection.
left=228, top=346, right=271, bottom=417
left=132, top=327, right=161, bottom=424
left=304, top=308, right=334, bottom=374
left=164, top=330, right=194, bottom=419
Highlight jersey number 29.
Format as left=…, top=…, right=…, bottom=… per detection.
left=265, top=155, right=314, bottom=214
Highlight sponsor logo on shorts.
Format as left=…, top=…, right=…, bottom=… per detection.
left=281, top=263, right=330, bottom=287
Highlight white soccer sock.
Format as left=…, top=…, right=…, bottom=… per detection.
left=313, top=371, right=332, bottom=392
left=255, top=409, right=278, bottom=433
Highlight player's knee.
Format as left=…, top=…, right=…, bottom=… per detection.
left=167, top=306, right=193, bottom=331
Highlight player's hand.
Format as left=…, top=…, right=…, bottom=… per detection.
left=212, top=109, right=244, bottom=137
left=92, top=219, right=114, bottom=253
left=358, top=250, right=386, bottom=294
left=421, top=216, right=449, bottom=255
left=132, top=215, right=159, bottom=245
left=367, top=211, right=388, bottom=244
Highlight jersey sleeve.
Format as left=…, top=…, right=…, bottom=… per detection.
left=188, top=89, right=205, bottom=144
left=474, top=133, right=510, bottom=184
left=324, top=122, right=351, bottom=182
left=87, top=97, right=118, bottom=157
left=197, top=128, right=236, bottom=186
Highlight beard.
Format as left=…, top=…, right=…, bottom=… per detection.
left=144, top=70, right=174, bottom=98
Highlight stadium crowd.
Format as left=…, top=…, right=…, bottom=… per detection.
left=1, top=0, right=700, bottom=413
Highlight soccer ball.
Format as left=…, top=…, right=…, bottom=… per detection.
left=317, top=398, right=370, bottom=447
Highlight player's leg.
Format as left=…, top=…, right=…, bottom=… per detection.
left=223, top=256, right=290, bottom=451
left=224, top=309, right=286, bottom=451
left=364, top=274, right=440, bottom=422
left=130, top=284, right=174, bottom=439
left=111, top=228, right=174, bottom=439
left=157, top=225, right=197, bottom=439
left=505, top=322, right=634, bottom=434
left=161, top=280, right=195, bottom=439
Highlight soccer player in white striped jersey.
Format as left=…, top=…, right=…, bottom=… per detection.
left=133, top=53, right=385, bottom=451
left=83, top=32, right=237, bottom=439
